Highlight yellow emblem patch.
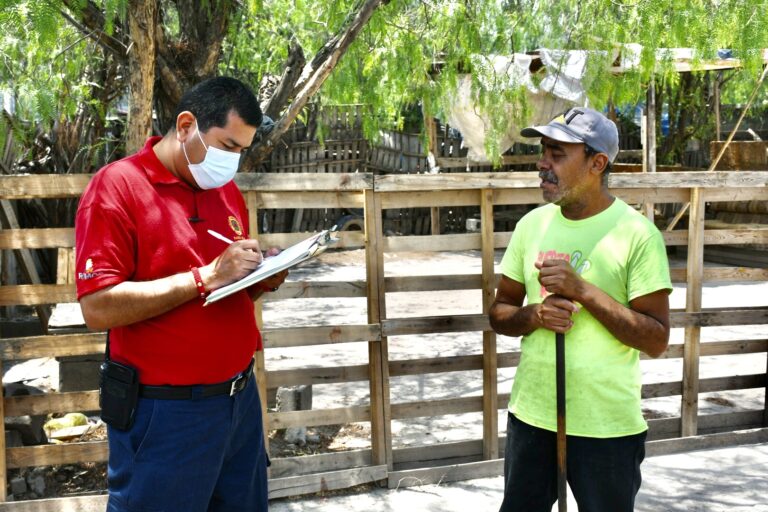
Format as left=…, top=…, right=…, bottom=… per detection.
left=228, top=216, right=243, bottom=237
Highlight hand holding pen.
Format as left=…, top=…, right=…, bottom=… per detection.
left=206, top=230, right=287, bottom=292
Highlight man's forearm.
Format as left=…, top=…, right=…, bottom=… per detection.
left=578, top=284, right=669, bottom=358
left=489, top=302, right=542, bottom=337
left=79, top=271, right=199, bottom=330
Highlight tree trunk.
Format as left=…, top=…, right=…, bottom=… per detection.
left=243, top=0, right=388, bottom=170
left=126, top=0, right=157, bottom=153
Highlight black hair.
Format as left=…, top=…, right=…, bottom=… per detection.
left=585, top=144, right=612, bottom=184
left=173, top=76, right=262, bottom=132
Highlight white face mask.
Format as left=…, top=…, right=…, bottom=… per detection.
left=182, top=123, right=241, bottom=189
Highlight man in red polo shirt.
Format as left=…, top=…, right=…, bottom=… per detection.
left=76, top=76, right=283, bottom=512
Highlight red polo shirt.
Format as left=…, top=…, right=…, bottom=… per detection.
left=75, top=137, right=262, bottom=385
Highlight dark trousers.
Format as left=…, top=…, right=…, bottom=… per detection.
left=106, top=373, right=268, bottom=512
left=499, top=412, right=646, bottom=512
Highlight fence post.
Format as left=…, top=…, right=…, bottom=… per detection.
left=247, top=192, right=270, bottom=456
left=681, top=187, right=704, bottom=437
left=480, top=189, right=499, bottom=459
left=364, top=187, right=392, bottom=468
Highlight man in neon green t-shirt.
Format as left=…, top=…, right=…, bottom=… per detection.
left=490, top=107, right=672, bottom=512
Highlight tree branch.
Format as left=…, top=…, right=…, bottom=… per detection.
left=60, top=1, right=129, bottom=60
left=262, top=41, right=307, bottom=120
left=243, top=0, right=388, bottom=168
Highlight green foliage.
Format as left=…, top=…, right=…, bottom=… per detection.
left=221, top=0, right=768, bottom=163
left=2, top=0, right=768, bottom=167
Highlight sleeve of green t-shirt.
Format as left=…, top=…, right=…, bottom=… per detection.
left=626, top=227, right=673, bottom=301
left=500, top=219, right=526, bottom=284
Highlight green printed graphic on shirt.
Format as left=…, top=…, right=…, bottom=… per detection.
left=499, top=198, right=672, bottom=438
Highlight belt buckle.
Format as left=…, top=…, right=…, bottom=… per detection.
left=229, top=374, right=245, bottom=396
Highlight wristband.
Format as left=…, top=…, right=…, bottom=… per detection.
left=190, top=267, right=207, bottom=299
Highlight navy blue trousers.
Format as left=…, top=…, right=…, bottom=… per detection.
left=106, top=373, right=268, bottom=512
left=499, top=412, right=646, bottom=512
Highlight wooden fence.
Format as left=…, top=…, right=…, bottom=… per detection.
left=0, top=171, right=767, bottom=510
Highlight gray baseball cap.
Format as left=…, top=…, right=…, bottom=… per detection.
left=521, top=107, right=619, bottom=163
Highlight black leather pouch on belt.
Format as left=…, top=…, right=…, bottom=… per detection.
left=99, top=359, right=140, bottom=431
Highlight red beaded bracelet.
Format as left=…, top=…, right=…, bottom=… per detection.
left=190, top=267, right=207, bottom=299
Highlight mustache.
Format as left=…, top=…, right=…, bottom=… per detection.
left=539, top=170, right=558, bottom=184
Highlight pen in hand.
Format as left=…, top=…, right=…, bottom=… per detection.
left=208, top=229, right=282, bottom=261
left=207, top=229, right=235, bottom=245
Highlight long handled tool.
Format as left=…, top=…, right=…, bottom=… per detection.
left=556, top=331, right=567, bottom=512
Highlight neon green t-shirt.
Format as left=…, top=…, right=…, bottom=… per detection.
left=500, top=198, right=672, bottom=437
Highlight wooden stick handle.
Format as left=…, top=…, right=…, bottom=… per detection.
left=556, top=331, right=567, bottom=512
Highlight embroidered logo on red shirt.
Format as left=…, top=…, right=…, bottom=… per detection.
left=77, top=258, right=100, bottom=280
left=228, top=216, right=243, bottom=237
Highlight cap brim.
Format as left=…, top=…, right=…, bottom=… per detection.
left=520, top=125, right=584, bottom=144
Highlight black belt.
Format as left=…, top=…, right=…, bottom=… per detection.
left=139, top=359, right=254, bottom=400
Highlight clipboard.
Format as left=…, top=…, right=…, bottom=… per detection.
left=204, top=229, right=337, bottom=305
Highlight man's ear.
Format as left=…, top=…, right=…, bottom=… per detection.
left=175, top=111, right=196, bottom=143
left=590, top=152, right=609, bottom=176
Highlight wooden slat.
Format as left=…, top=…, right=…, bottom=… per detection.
left=702, top=187, right=768, bottom=202
left=391, top=396, right=483, bottom=419
left=392, top=438, right=487, bottom=466
left=613, top=188, right=689, bottom=204
left=670, top=307, right=768, bottom=328
left=265, top=364, right=369, bottom=387
left=5, top=171, right=768, bottom=200
left=0, top=200, right=51, bottom=326
left=378, top=189, right=479, bottom=209
left=642, top=380, right=682, bottom=398
left=663, top=228, right=768, bottom=246
left=389, top=354, right=484, bottom=376
left=6, top=441, right=108, bottom=469
left=386, top=274, right=484, bottom=293
left=649, top=410, right=764, bottom=441
left=373, top=171, right=768, bottom=193
left=383, top=233, right=481, bottom=252
left=0, top=174, right=93, bottom=199
left=375, top=172, right=541, bottom=192
left=654, top=339, right=768, bottom=359
left=258, top=231, right=364, bottom=252
left=268, top=465, right=387, bottom=500
left=249, top=191, right=365, bottom=209
left=0, top=284, right=76, bottom=306
left=0, top=333, right=105, bottom=360
left=382, top=314, right=489, bottom=336
left=646, top=427, right=768, bottom=457
left=699, top=373, right=766, bottom=393
left=269, top=449, right=372, bottom=478
left=261, top=324, right=380, bottom=348
left=267, top=405, right=370, bottom=430
left=608, top=171, right=768, bottom=189
left=0, top=495, right=108, bottom=511
left=670, top=267, right=768, bottom=283
left=5, top=391, right=99, bottom=417
left=0, top=228, right=75, bottom=250
left=268, top=279, right=367, bottom=300
left=235, top=172, right=372, bottom=192
left=641, top=374, right=766, bottom=399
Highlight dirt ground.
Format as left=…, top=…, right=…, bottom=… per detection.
left=3, top=248, right=767, bottom=500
